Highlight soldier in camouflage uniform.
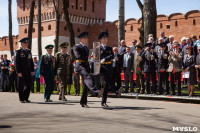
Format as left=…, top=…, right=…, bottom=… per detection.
left=55, top=42, right=72, bottom=101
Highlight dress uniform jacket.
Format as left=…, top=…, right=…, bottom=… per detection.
left=100, top=45, right=116, bottom=104
left=73, top=43, right=99, bottom=105
left=133, top=51, right=145, bottom=93
left=55, top=52, right=73, bottom=99
left=39, top=54, right=57, bottom=100
left=14, top=48, right=34, bottom=101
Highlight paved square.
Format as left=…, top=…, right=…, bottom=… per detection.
left=0, top=92, right=199, bottom=133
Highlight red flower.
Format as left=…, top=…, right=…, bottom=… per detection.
left=138, top=68, right=140, bottom=71
left=89, top=56, right=91, bottom=59
left=160, top=70, right=163, bottom=72
left=10, top=64, right=14, bottom=67
left=56, top=81, right=59, bottom=84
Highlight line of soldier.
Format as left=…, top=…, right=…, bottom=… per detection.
left=3, top=31, right=200, bottom=107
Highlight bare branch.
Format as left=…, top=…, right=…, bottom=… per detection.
left=136, top=0, right=143, bottom=12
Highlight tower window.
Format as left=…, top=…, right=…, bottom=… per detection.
left=130, top=25, right=133, bottom=31
left=160, top=23, right=163, bottom=29
left=193, top=19, right=196, bottom=25
left=166, top=24, right=170, bottom=29
left=92, top=1, right=95, bottom=12
left=175, top=21, right=178, bottom=27
left=24, top=28, right=27, bottom=34
left=76, top=0, right=78, bottom=9
left=84, top=0, right=87, bottom=11
left=48, top=25, right=51, bottom=30
left=23, top=0, right=25, bottom=11
left=32, top=28, right=35, bottom=33
left=41, top=26, right=44, bottom=31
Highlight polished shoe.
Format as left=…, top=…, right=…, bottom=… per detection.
left=170, top=93, right=175, bottom=95
left=62, top=98, right=67, bottom=101
left=101, top=103, right=109, bottom=107
left=98, top=88, right=104, bottom=98
left=20, top=101, right=25, bottom=103
left=80, top=103, right=89, bottom=108
left=48, top=99, right=53, bottom=102
left=58, top=97, right=61, bottom=100
left=188, top=94, right=192, bottom=98
left=175, top=93, right=181, bottom=96
left=44, top=99, right=48, bottom=102
left=25, top=100, right=31, bottom=103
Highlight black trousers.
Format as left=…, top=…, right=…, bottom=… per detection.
left=17, top=73, right=31, bottom=101
left=145, top=72, right=156, bottom=94
left=169, top=72, right=181, bottom=95
left=112, top=67, right=121, bottom=91
left=101, top=65, right=118, bottom=104
left=78, top=66, right=99, bottom=105
left=73, top=73, right=80, bottom=95
left=158, top=72, right=169, bottom=94
left=124, top=68, right=134, bottom=92
left=1, top=72, right=9, bottom=92
left=31, top=76, right=40, bottom=93
left=9, top=73, right=17, bottom=92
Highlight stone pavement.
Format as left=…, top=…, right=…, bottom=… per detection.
left=0, top=92, right=200, bottom=133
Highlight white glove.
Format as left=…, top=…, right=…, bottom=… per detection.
left=101, top=59, right=105, bottom=64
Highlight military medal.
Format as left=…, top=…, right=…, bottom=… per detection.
left=28, top=53, right=32, bottom=59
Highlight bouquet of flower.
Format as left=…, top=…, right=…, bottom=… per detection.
left=9, top=64, right=15, bottom=74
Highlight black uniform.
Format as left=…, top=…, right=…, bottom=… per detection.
left=100, top=45, right=119, bottom=104
left=157, top=50, right=169, bottom=94
left=142, top=50, right=157, bottom=94
left=0, top=59, right=11, bottom=92
left=73, top=43, right=99, bottom=105
left=14, top=48, right=34, bottom=102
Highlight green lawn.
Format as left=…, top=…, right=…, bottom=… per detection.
left=33, top=83, right=200, bottom=96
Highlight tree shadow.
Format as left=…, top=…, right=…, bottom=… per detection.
left=30, top=102, right=75, bottom=105
left=0, top=125, right=12, bottom=128
left=102, top=106, right=164, bottom=110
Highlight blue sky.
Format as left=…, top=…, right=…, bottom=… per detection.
left=0, top=0, right=200, bottom=37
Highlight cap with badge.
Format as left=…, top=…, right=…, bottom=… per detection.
left=45, top=44, right=54, bottom=49
left=135, top=44, right=142, bottom=50
left=77, top=31, right=88, bottom=38
left=19, top=37, right=29, bottom=43
left=60, top=42, right=69, bottom=48
left=98, top=32, right=109, bottom=40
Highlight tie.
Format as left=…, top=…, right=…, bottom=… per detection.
left=125, top=54, right=129, bottom=67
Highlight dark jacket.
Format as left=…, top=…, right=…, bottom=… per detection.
left=14, top=48, right=34, bottom=74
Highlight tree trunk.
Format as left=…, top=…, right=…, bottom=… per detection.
left=118, top=0, right=125, bottom=46
left=28, top=0, right=35, bottom=50
left=63, top=0, right=75, bottom=59
left=8, top=0, right=14, bottom=56
left=53, top=0, right=60, bottom=54
left=136, top=0, right=144, bottom=47
left=143, top=0, right=157, bottom=44
left=38, top=0, right=42, bottom=58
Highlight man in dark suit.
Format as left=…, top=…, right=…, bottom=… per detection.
left=14, top=37, right=35, bottom=103
left=112, top=47, right=122, bottom=92
left=73, top=32, right=103, bottom=108
left=99, top=32, right=123, bottom=107
left=157, top=43, right=169, bottom=95
left=0, top=54, right=11, bottom=92
left=142, top=43, right=157, bottom=94
left=195, top=46, right=200, bottom=89
left=160, top=31, right=169, bottom=44
left=123, top=46, right=134, bottom=93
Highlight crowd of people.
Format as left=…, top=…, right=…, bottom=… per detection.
left=0, top=31, right=200, bottom=107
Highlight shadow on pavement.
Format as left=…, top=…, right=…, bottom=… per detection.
left=102, top=106, right=164, bottom=110
left=0, top=125, right=12, bottom=128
